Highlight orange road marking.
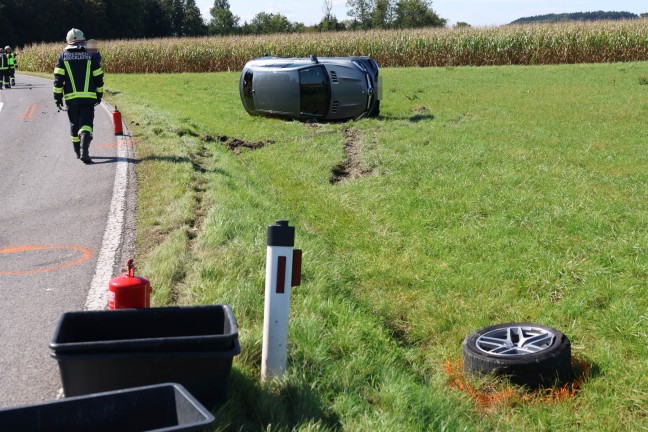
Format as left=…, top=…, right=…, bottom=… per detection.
left=28, top=103, right=38, bottom=121
left=19, top=105, right=30, bottom=121
left=20, top=104, right=38, bottom=122
left=0, top=245, right=93, bottom=275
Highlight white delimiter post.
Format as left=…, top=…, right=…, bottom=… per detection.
left=261, top=220, right=295, bottom=381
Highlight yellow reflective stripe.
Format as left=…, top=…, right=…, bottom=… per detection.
left=53, top=87, right=63, bottom=94
left=84, top=60, right=91, bottom=93
left=54, top=67, right=65, bottom=75
left=92, top=67, right=103, bottom=76
left=96, top=86, right=104, bottom=92
left=63, top=61, right=77, bottom=93
left=79, top=126, right=93, bottom=134
left=63, top=92, right=97, bottom=100
left=71, top=136, right=81, bottom=143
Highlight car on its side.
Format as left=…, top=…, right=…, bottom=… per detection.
left=239, top=55, right=381, bottom=121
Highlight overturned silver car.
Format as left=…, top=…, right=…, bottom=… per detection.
left=239, top=55, right=381, bottom=121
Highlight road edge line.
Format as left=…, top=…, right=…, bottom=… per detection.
left=84, top=103, right=134, bottom=310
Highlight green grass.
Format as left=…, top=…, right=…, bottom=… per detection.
left=103, top=62, right=648, bottom=431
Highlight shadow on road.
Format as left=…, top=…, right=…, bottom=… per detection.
left=5, top=83, right=53, bottom=90
left=89, top=156, right=137, bottom=165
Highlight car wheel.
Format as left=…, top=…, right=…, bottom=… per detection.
left=368, top=100, right=380, bottom=118
left=462, top=323, right=572, bottom=387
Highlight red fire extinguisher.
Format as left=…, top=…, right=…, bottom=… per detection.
left=108, top=259, right=150, bottom=309
left=112, top=106, right=123, bottom=135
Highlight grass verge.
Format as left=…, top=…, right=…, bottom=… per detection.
left=103, top=62, right=647, bottom=431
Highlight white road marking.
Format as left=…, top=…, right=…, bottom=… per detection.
left=84, top=103, right=130, bottom=310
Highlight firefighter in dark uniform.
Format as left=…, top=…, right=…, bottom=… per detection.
left=6, top=46, right=16, bottom=86
left=0, top=47, right=10, bottom=89
left=53, top=28, right=104, bottom=164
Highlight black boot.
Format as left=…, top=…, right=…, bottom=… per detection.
left=73, top=142, right=81, bottom=159
left=80, top=132, right=94, bottom=164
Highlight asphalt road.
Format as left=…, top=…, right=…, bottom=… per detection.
left=0, top=74, right=133, bottom=407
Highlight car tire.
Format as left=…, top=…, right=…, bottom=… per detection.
left=462, top=323, right=572, bottom=387
left=368, top=100, right=380, bottom=118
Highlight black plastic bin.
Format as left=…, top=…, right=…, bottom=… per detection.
left=50, top=305, right=240, bottom=410
left=0, top=383, right=215, bottom=432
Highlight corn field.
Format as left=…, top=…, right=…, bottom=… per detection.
left=19, top=20, right=648, bottom=73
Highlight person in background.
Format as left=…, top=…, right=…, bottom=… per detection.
left=53, top=28, right=104, bottom=164
left=6, top=46, right=16, bottom=86
left=0, top=47, right=10, bottom=89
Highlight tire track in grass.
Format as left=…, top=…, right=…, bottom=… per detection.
left=330, top=128, right=374, bottom=184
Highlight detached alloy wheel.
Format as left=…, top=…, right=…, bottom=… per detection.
left=462, top=323, right=572, bottom=387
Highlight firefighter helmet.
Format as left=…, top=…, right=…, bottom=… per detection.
left=66, top=28, right=86, bottom=47
left=4, top=46, right=10, bottom=51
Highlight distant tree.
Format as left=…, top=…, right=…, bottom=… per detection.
left=640, top=12, right=648, bottom=18
left=372, top=0, right=396, bottom=28
left=341, top=19, right=356, bottom=30
left=183, top=0, right=208, bottom=35
left=244, top=12, right=295, bottom=34
left=510, top=11, right=639, bottom=24
left=346, top=0, right=374, bottom=29
left=209, top=0, right=239, bottom=35
left=454, top=21, right=471, bottom=28
left=394, top=0, right=446, bottom=28
left=143, top=0, right=173, bottom=37
left=322, top=0, right=333, bottom=21
left=318, top=0, right=345, bottom=31
left=0, top=1, right=15, bottom=45
left=168, top=0, right=185, bottom=36
left=104, top=0, right=146, bottom=38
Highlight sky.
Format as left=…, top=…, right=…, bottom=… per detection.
left=196, top=1, right=646, bottom=27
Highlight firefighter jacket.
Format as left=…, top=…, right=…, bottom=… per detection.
left=0, top=54, right=7, bottom=71
left=7, top=53, right=15, bottom=68
left=53, top=47, right=104, bottom=105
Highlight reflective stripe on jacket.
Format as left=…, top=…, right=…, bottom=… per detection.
left=0, top=54, right=7, bottom=70
left=53, top=48, right=104, bottom=104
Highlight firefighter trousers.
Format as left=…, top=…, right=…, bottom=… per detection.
left=67, top=103, right=95, bottom=143
left=0, top=69, right=9, bottom=88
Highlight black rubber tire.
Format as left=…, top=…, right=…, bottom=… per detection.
left=462, top=322, right=572, bottom=387
left=368, top=100, right=380, bottom=118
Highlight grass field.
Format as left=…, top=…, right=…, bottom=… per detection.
left=101, top=62, right=647, bottom=431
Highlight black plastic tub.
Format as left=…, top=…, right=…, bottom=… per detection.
left=50, top=305, right=239, bottom=354
left=49, top=305, right=240, bottom=410
left=0, top=383, right=215, bottom=432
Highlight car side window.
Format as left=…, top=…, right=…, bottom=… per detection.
left=299, top=66, right=330, bottom=117
left=242, top=71, right=255, bottom=110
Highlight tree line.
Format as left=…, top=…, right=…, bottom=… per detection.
left=0, top=0, right=446, bottom=48
left=510, top=11, right=642, bottom=25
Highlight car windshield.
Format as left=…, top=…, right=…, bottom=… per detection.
left=299, top=66, right=330, bottom=117
left=242, top=71, right=255, bottom=110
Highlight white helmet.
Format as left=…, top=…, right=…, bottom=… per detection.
left=4, top=46, right=10, bottom=51
left=66, top=28, right=87, bottom=47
